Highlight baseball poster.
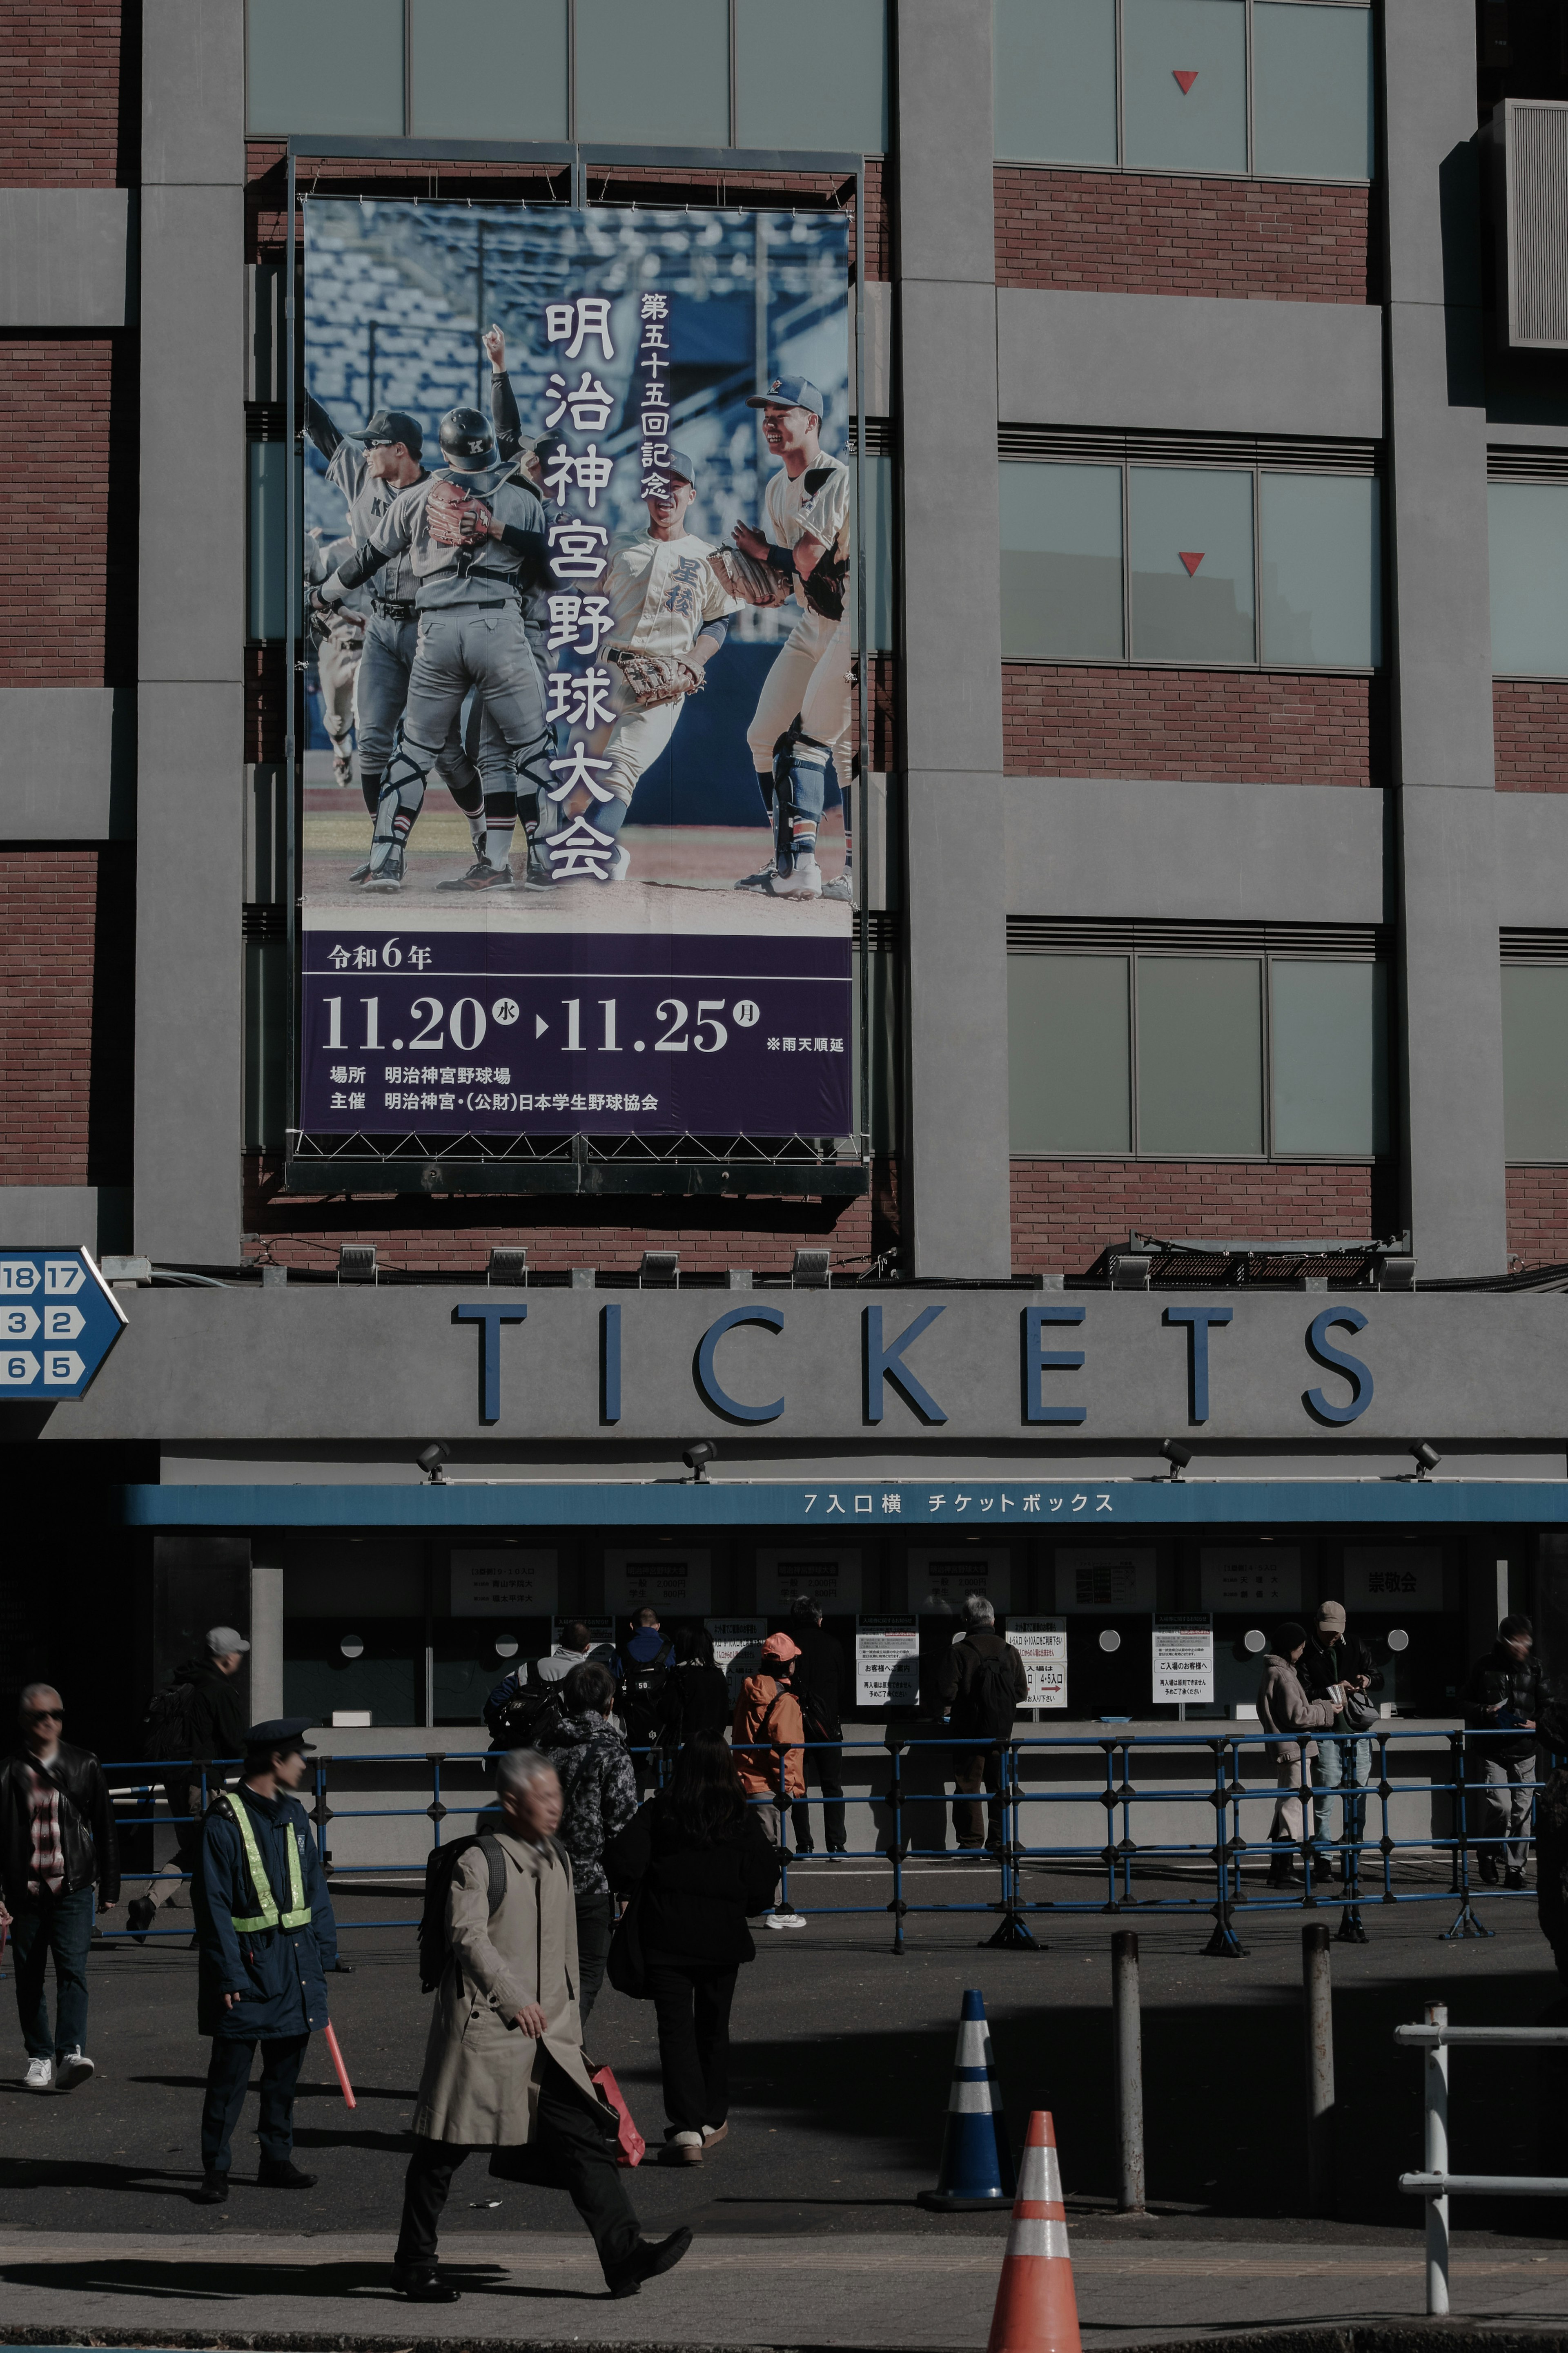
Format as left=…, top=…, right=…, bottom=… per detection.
left=297, top=200, right=855, bottom=1142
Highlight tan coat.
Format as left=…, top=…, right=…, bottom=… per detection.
left=1256, top=1652, right=1337, bottom=1761
left=413, top=1831, right=602, bottom=2146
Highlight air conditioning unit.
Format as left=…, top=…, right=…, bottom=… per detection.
left=1490, top=96, right=1568, bottom=349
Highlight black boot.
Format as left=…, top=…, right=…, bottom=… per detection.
left=192, top=2172, right=229, bottom=2205
left=257, top=2159, right=317, bottom=2189
left=606, top=2226, right=694, bottom=2299
left=393, top=2265, right=460, bottom=2304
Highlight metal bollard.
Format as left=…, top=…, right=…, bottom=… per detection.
left=1303, top=1923, right=1335, bottom=2215
left=1112, top=1929, right=1146, bottom=2213
left=1424, top=2001, right=1450, bottom=2316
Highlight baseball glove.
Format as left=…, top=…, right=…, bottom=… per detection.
left=426, top=476, right=494, bottom=548
left=709, top=544, right=792, bottom=607
left=803, top=547, right=850, bottom=623
left=612, top=648, right=705, bottom=707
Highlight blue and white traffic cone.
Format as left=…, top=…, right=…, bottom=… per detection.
left=918, top=1987, right=1016, bottom=2210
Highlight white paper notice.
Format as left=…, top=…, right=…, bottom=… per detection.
left=1008, top=1616, right=1068, bottom=1709
left=707, top=1617, right=766, bottom=1706
left=856, top=1617, right=919, bottom=1708
left=450, top=1550, right=558, bottom=1617
left=1153, top=1616, right=1214, bottom=1706
left=604, top=1552, right=712, bottom=1616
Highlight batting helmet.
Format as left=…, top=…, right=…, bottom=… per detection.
left=438, top=407, right=499, bottom=471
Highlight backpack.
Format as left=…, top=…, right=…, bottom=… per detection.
left=483, top=1667, right=561, bottom=1749
left=417, top=1833, right=506, bottom=1993
left=951, top=1644, right=1019, bottom=1742
left=619, top=1638, right=673, bottom=1746
left=142, top=1677, right=199, bottom=1762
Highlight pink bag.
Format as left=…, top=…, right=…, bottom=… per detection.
left=592, top=2064, right=646, bottom=2167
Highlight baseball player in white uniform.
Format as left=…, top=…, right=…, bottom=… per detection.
left=536, top=448, right=739, bottom=889
left=733, top=375, right=853, bottom=902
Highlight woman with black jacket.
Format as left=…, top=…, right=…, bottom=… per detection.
left=604, top=1736, right=779, bottom=2166
left=661, top=1626, right=733, bottom=1750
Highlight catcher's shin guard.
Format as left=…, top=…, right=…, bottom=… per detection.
left=367, top=738, right=430, bottom=879
left=440, top=757, right=487, bottom=856
left=482, top=786, right=518, bottom=873
left=774, top=732, right=831, bottom=877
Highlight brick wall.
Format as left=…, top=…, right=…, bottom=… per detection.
left=1507, top=1168, right=1568, bottom=1270
left=0, top=847, right=133, bottom=1186
left=1494, top=681, right=1568, bottom=792
left=994, top=168, right=1376, bottom=303
left=1003, top=665, right=1385, bottom=786
left=0, top=1, right=132, bottom=187
left=1011, top=1158, right=1390, bottom=1276
left=0, top=337, right=134, bottom=686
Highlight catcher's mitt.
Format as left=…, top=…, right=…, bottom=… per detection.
left=426, top=476, right=494, bottom=548
left=610, top=647, right=705, bottom=707
left=803, top=547, right=849, bottom=623
left=710, top=543, right=792, bottom=607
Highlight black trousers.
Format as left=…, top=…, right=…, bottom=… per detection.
left=791, top=1742, right=846, bottom=1851
left=576, top=1892, right=613, bottom=2030
left=646, top=1960, right=736, bottom=2134
left=200, top=2031, right=309, bottom=2174
left=395, top=2050, right=639, bottom=2278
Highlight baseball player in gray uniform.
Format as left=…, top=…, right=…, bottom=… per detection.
left=304, top=397, right=489, bottom=882
left=317, top=407, right=554, bottom=894
left=304, top=527, right=365, bottom=787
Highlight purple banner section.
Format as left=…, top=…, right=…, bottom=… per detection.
left=301, top=927, right=854, bottom=1136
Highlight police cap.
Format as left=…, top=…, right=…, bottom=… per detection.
left=243, top=1717, right=317, bottom=1757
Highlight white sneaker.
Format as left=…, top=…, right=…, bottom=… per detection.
left=24, top=2056, right=53, bottom=2092
left=608, top=843, right=630, bottom=882
left=55, top=2049, right=95, bottom=2091
left=766, top=854, right=821, bottom=900
left=765, top=1908, right=807, bottom=1930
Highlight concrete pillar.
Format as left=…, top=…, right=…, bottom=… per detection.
left=894, top=0, right=1013, bottom=1278
left=249, top=1548, right=285, bottom=1720
left=1383, top=1, right=1508, bottom=1278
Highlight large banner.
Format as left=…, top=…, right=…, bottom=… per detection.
left=298, top=200, right=854, bottom=1142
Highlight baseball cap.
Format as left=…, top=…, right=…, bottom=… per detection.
left=354, top=408, right=423, bottom=457
left=651, top=446, right=697, bottom=487
left=1315, top=1601, right=1347, bottom=1635
left=761, top=1632, right=801, bottom=1663
left=746, top=375, right=825, bottom=418
left=206, top=1624, right=251, bottom=1655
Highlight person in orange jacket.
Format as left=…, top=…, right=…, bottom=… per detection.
left=730, top=1635, right=807, bottom=1930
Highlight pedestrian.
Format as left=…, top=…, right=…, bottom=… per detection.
left=191, top=1717, right=337, bottom=2206
left=604, top=1735, right=779, bottom=2167
left=732, top=1632, right=806, bottom=1924
left=619, top=1608, right=675, bottom=1795
left=392, top=1747, right=692, bottom=2305
left=537, top=1659, right=637, bottom=2028
left=938, top=1596, right=1028, bottom=1858
left=1464, top=1613, right=1548, bottom=1889
left=663, top=1623, right=732, bottom=1747
left=0, top=1682, right=120, bottom=2093
left=1300, top=1600, right=1382, bottom=1883
left=785, top=1597, right=849, bottom=1858
left=130, top=1625, right=250, bottom=1939
left=1256, top=1625, right=1339, bottom=1888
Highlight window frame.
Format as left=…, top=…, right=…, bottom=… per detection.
left=1000, top=451, right=1383, bottom=674
left=993, top=0, right=1375, bottom=186
left=1501, top=940, right=1568, bottom=1165
left=1486, top=455, right=1568, bottom=681
left=1007, top=941, right=1389, bottom=1162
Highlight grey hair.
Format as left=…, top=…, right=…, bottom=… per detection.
left=963, top=1594, right=996, bottom=1626
left=495, top=1747, right=559, bottom=1798
left=19, top=1683, right=61, bottom=1716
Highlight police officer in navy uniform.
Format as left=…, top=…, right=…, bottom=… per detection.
left=192, top=1719, right=338, bottom=2205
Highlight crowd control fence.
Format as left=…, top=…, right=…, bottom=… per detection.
left=92, top=1723, right=1557, bottom=1959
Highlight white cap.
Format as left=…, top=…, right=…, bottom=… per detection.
left=206, top=1625, right=250, bottom=1655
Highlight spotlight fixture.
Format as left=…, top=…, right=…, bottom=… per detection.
left=487, top=1247, right=528, bottom=1287
left=417, top=1441, right=449, bottom=1483
left=1160, top=1438, right=1193, bottom=1481
left=338, top=1242, right=377, bottom=1283
left=791, top=1248, right=831, bottom=1289
left=682, top=1439, right=718, bottom=1483
left=639, top=1250, right=679, bottom=1287
left=1411, top=1441, right=1442, bottom=1481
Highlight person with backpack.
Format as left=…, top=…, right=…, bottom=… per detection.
left=731, top=1632, right=806, bottom=1925
left=619, top=1609, right=675, bottom=1795
left=785, top=1597, right=848, bottom=1858
left=663, top=1625, right=731, bottom=1748
left=536, top=1660, right=637, bottom=2027
left=128, top=1627, right=250, bottom=1940
left=395, top=1746, right=692, bottom=2306
left=0, top=1682, right=120, bottom=2093
left=604, top=1736, right=779, bottom=2167
left=937, top=1597, right=1028, bottom=1858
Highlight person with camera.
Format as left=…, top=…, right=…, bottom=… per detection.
left=1301, top=1601, right=1383, bottom=1883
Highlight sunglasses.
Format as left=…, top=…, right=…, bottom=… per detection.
left=26, top=1708, right=62, bottom=1723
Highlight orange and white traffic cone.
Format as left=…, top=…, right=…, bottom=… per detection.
left=986, top=2111, right=1082, bottom=2353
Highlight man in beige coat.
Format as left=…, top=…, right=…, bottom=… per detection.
left=392, top=1749, right=690, bottom=2304
left=1256, top=1621, right=1340, bottom=1890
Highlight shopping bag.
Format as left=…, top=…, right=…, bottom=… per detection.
left=592, top=2063, right=646, bottom=2166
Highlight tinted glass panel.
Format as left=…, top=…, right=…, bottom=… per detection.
left=1123, top=0, right=1246, bottom=174
left=1503, top=967, right=1568, bottom=1159
left=851, top=452, right=895, bottom=653
left=737, top=0, right=888, bottom=151
left=1001, top=462, right=1124, bottom=660
left=248, top=442, right=286, bottom=641
left=1253, top=3, right=1375, bottom=180
left=1259, top=473, right=1381, bottom=668
left=993, top=0, right=1118, bottom=165
left=1129, top=466, right=1254, bottom=663
left=577, top=0, right=731, bottom=143
left=1271, top=960, right=1388, bottom=1155
left=1008, top=956, right=1132, bottom=1153
left=1136, top=956, right=1263, bottom=1153
left=246, top=0, right=404, bottom=134
left=409, top=0, right=568, bottom=139
left=1490, top=482, right=1568, bottom=677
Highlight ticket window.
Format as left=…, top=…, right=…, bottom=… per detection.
left=283, top=1542, right=424, bottom=1728
left=431, top=1621, right=552, bottom=1728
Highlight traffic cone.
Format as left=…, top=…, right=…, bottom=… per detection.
left=917, top=1987, right=1016, bottom=2210
left=986, top=2112, right=1082, bottom=2353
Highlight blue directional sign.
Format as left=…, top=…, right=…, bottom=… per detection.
left=0, top=1249, right=127, bottom=1400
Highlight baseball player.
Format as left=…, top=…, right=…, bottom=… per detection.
left=304, top=396, right=489, bottom=881
left=534, top=449, right=739, bottom=889
left=304, top=528, right=365, bottom=788
left=716, top=375, right=853, bottom=903
left=316, top=406, right=553, bottom=893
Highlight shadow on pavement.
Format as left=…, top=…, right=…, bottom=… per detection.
left=0, top=2161, right=200, bottom=2197
left=0, top=2258, right=610, bottom=2305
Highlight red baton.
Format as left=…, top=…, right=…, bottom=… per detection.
left=323, top=2018, right=356, bottom=2109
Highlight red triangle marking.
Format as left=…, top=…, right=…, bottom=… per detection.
left=1173, top=69, right=1198, bottom=93
left=1178, top=551, right=1205, bottom=575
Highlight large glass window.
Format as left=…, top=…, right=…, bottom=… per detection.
left=993, top=0, right=1376, bottom=181
left=1503, top=966, right=1568, bottom=1160
left=737, top=0, right=889, bottom=152
left=1002, top=463, right=1124, bottom=660
left=852, top=452, right=897, bottom=654
left=1490, top=482, right=1568, bottom=677
left=247, top=0, right=405, bottom=136
left=409, top=1, right=569, bottom=141
left=1008, top=946, right=1388, bottom=1157
left=1259, top=472, right=1381, bottom=667
left=577, top=0, right=731, bottom=144
left=1129, top=465, right=1254, bottom=664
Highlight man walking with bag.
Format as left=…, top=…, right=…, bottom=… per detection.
left=0, top=1683, right=119, bottom=2092
left=393, top=1747, right=691, bottom=2305
left=938, top=1598, right=1028, bottom=1857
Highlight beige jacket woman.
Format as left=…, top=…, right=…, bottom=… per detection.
left=413, top=1830, right=603, bottom=2146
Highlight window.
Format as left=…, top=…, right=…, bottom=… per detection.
left=736, top=0, right=889, bottom=153
left=1503, top=965, right=1568, bottom=1159
left=1007, top=932, right=1389, bottom=1157
left=577, top=0, right=731, bottom=144
left=247, top=0, right=405, bottom=136
left=410, top=1, right=570, bottom=141
left=1489, top=480, right=1568, bottom=676
left=993, top=0, right=1375, bottom=182
left=1000, top=453, right=1381, bottom=669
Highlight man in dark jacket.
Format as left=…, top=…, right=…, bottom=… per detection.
left=537, top=1659, right=637, bottom=2025
left=937, top=1598, right=1028, bottom=1856
left=785, top=1598, right=848, bottom=1856
left=130, top=1627, right=250, bottom=1939
left=0, top=1683, right=120, bottom=2092
left=620, top=1610, right=675, bottom=1796
left=192, top=1717, right=337, bottom=2205
left=1300, top=1600, right=1382, bottom=1877
left=1464, top=1615, right=1548, bottom=1888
